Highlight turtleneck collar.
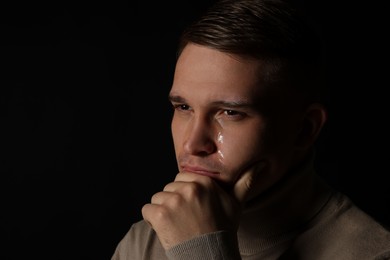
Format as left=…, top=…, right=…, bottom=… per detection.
left=237, top=149, right=333, bottom=255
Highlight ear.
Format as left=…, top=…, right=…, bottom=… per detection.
left=295, top=103, right=327, bottom=150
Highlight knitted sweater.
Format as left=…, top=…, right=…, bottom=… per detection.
left=111, top=155, right=390, bottom=259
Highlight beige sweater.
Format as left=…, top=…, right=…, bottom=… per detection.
left=111, top=155, right=390, bottom=259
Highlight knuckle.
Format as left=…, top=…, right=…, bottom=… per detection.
left=167, top=193, right=183, bottom=208
left=183, top=182, right=203, bottom=197
left=154, top=206, right=170, bottom=222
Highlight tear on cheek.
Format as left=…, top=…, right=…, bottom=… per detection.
left=217, top=150, right=225, bottom=162
left=216, top=131, right=226, bottom=163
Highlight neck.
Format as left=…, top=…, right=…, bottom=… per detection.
left=237, top=150, right=332, bottom=253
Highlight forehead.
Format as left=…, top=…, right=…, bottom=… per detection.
left=171, top=43, right=265, bottom=101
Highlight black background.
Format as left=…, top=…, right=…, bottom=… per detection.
left=1, top=1, right=389, bottom=259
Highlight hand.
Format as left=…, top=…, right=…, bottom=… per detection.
left=141, top=162, right=265, bottom=249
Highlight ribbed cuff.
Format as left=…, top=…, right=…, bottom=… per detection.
left=165, top=231, right=241, bottom=260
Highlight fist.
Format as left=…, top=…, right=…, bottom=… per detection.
left=141, top=162, right=265, bottom=249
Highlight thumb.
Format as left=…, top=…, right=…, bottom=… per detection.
left=233, top=162, right=266, bottom=203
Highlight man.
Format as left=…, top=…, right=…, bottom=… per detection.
left=112, top=0, right=390, bottom=259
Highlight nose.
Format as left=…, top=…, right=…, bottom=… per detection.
left=183, top=116, right=217, bottom=156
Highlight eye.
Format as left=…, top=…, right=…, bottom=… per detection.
left=224, top=110, right=239, bottom=116
left=173, top=104, right=190, bottom=111
left=222, top=109, right=246, bottom=120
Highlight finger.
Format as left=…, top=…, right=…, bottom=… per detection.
left=163, top=180, right=189, bottom=192
left=174, top=172, right=213, bottom=184
left=174, top=172, right=197, bottom=182
left=233, top=162, right=266, bottom=203
left=150, top=191, right=176, bottom=204
left=141, top=203, right=159, bottom=227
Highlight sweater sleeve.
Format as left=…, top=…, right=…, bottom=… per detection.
left=374, top=250, right=390, bottom=260
left=165, top=231, right=241, bottom=260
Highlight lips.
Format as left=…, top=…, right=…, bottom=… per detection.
left=180, top=165, right=220, bottom=178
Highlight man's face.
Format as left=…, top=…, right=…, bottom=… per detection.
left=169, top=43, right=303, bottom=199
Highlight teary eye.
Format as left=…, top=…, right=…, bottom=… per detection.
left=173, top=104, right=190, bottom=111
left=221, top=109, right=247, bottom=121
left=224, top=110, right=239, bottom=116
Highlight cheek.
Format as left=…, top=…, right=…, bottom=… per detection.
left=217, top=127, right=264, bottom=169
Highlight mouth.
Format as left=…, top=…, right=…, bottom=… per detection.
left=180, top=165, right=220, bottom=178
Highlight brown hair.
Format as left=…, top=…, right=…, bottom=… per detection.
left=177, top=0, right=327, bottom=106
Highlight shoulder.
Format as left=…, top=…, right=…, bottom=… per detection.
left=127, top=219, right=155, bottom=239
left=324, top=191, right=390, bottom=240
left=111, top=220, right=165, bottom=260
left=294, top=191, right=390, bottom=259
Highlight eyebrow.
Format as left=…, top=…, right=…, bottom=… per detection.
left=168, top=94, right=253, bottom=109
left=168, top=94, right=185, bottom=103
